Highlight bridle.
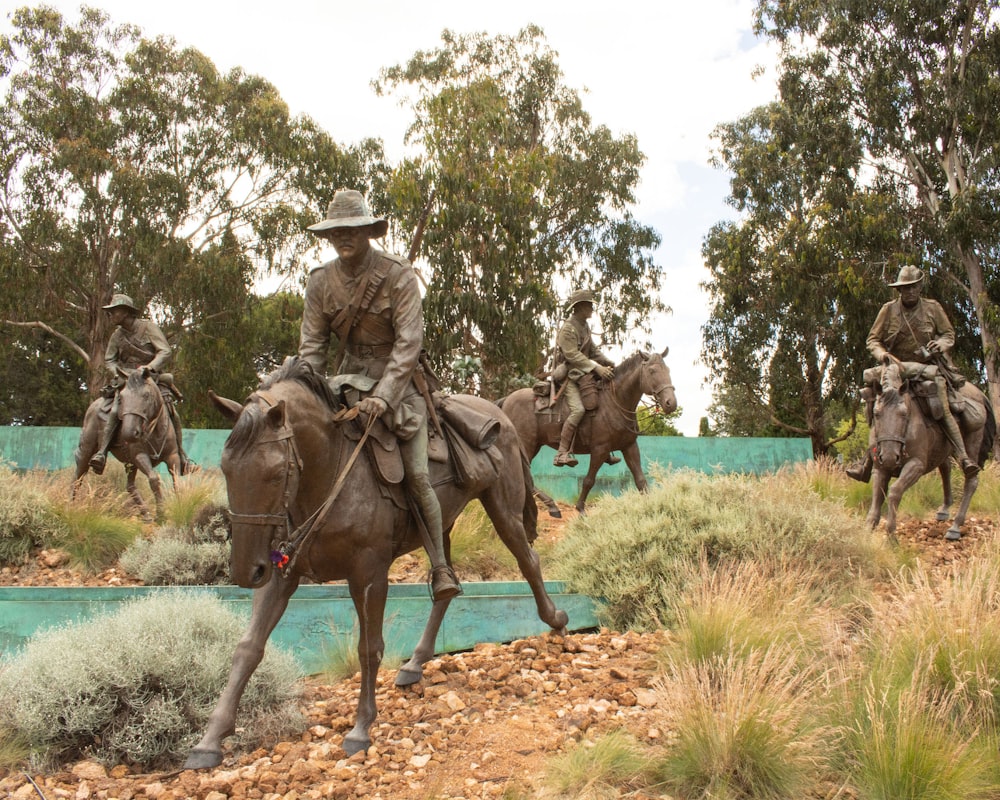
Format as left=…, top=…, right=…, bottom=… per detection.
left=226, top=392, right=374, bottom=576
left=119, top=379, right=170, bottom=458
left=874, top=391, right=910, bottom=460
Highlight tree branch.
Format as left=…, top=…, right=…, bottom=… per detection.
left=4, top=320, right=90, bottom=363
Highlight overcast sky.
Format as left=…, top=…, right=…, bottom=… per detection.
left=12, top=1, right=780, bottom=435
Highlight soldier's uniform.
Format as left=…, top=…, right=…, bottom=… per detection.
left=300, top=189, right=460, bottom=601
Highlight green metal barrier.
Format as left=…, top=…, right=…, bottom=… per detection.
left=0, top=582, right=598, bottom=675
left=0, top=427, right=812, bottom=505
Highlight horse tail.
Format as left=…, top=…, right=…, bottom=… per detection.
left=979, top=398, right=996, bottom=467
left=520, top=448, right=539, bottom=544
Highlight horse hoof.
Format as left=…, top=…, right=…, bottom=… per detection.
left=342, top=732, right=370, bottom=756
left=395, top=665, right=424, bottom=687
left=945, top=529, right=961, bottom=541
left=183, top=747, right=222, bottom=770
left=547, top=509, right=562, bottom=519
left=936, top=511, right=949, bottom=522
left=552, top=609, right=569, bottom=631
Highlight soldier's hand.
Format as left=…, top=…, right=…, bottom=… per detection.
left=358, top=396, right=388, bottom=418
left=596, top=365, right=614, bottom=380
left=926, top=340, right=942, bottom=354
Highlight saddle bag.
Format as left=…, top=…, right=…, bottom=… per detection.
left=438, top=396, right=500, bottom=449
left=579, top=372, right=599, bottom=411
left=910, top=380, right=943, bottom=420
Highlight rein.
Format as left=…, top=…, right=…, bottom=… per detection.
left=120, top=382, right=170, bottom=460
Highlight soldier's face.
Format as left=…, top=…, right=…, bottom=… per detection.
left=327, top=225, right=372, bottom=263
left=107, top=307, right=129, bottom=326
left=898, top=283, right=921, bottom=308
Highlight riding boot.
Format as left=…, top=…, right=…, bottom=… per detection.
left=412, top=479, right=462, bottom=601
left=553, top=421, right=579, bottom=467
left=845, top=452, right=873, bottom=483
left=90, top=407, right=120, bottom=474
left=937, top=378, right=979, bottom=478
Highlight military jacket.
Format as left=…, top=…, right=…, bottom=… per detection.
left=105, top=319, right=171, bottom=375
left=555, top=316, right=613, bottom=381
left=299, top=247, right=423, bottom=433
left=866, top=297, right=956, bottom=364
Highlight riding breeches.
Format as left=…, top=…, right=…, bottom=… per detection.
left=564, top=380, right=585, bottom=426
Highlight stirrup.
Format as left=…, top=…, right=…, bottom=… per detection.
left=605, top=453, right=622, bottom=465
left=430, top=565, right=462, bottom=601
left=89, top=453, right=107, bottom=475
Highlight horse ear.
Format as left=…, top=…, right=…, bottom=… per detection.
left=209, top=390, right=244, bottom=424
left=661, top=345, right=669, bottom=357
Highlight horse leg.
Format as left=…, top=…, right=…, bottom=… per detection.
left=132, top=454, right=162, bottom=521
left=185, top=574, right=300, bottom=769
left=936, top=461, right=953, bottom=522
left=866, top=469, right=887, bottom=530
left=575, top=457, right=603, bottom=515
left=396, top=595, right=454, bottom=687
left=480, top=488, right=569, bottom=633
left=946, top=471, right=979, bottom=541
left=533, top=487, right=561, bottom=518
left=343, top=569, right=389, bottom=756
left=884, top=461, right=926, bottom=538
left=620, top=441, right=648, bottom=493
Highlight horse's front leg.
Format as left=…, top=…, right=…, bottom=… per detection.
left=164, top=450, right=182, bottom=490
left=132, top=453, right=162, bottom=521
left=884, top=461, right=926, bottom=536
left=620, top=440, right=648, bottom=493
left=185, top=573, right=300, bottom=769
left=343, top=569, right=389, bottom=755
left=576, top=454, right=606, bottom=515
left=936, top=461, right=953, bottom=522
left=946, top=470, right=979, bottom=541
left=533, top=488, right=562, bottom=518
left=866, top=468, right=888, bottom=530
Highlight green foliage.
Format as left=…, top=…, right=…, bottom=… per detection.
left=376, top=27, right=663, bottom=395
left=0, top=466, right=67, bottom=564
left=0, top=5, right=378, bottom=421
left=316, top=619, right=403, bottom=683
left=552, top=467, right=889, bottom=631
left=637, top=404, right=681, bottom=436
left=544, top=729, right=652, bottom=799
left=652, top=646, right=834, bottom=800
left=119, top=516, right=230, bottom=586
left=0, top=593, right=302, bottom=770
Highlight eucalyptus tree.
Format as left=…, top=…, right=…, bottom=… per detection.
left=375, top=26, right=663, bottom=395
left=754, top=0, right=1000, bottom=426
left=0, top=5, right=380, bottom=406
left=702, top=89, right=903, bottom=454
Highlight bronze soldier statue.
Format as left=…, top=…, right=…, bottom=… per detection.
left=89, top=294, right=194, bottom=475
left=552, top=289, right=616, bottom=467
left=848, top=265, right=979, bottom=481
left=299, top=189, right=461, bottom=601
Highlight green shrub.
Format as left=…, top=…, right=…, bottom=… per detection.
left=0, top=592, right=302, bottom=770
left=50, top=504, right=142, bottom=572
left=545, top=728, right=652, bottom=799
left=119, top=509, right=230, bottom=585
left=0, top=466, right=67, bottom=564
left=553, top=468, right=890, bottom=631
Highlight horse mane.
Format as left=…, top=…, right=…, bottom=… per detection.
left=226, top=357, right=341, bottom=455
left=616, top=351, right=648, bottom=375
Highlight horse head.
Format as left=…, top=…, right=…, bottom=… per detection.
left=210, top=389, right=303, bottom=589
left=639, top=346, right=677, bottom=414
left=872, top=378, right=909, bottom=473
left=118, top=368, right=165, bottom=444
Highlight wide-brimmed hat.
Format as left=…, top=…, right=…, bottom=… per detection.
left=306, top=189, right=389, bottom=237
left=565, top=289, right=596, bottom=311
left=888, top=265, right=924, bottom=288
left=102, top=294, right=139, bottom=313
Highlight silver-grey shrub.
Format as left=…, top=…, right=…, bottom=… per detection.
left=553, top=469, right=886, bottom=631
left=0, top=465, right=67, bottom=564
left=0, top=592, right=302, bottom=769
left=120, top=512, right=231, bottom=585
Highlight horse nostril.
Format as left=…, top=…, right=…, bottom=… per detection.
left=250, top=564, right=268, bottom=588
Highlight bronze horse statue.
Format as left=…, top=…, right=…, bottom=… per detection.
left=498, top=348, right=677, bottom=515
left=867, top=361, right=995, bottom=541
left=185, top=357, right=568, bottom=768
left=72, top=368, right=182, bottom=519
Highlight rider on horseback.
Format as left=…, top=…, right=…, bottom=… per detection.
left=299, top=189, right=461, bottom=602
left=552, top=289, right=616, bottom=468
left=89, top=294, right=194, bottom=476
left=847, top=265, right=979, bottom=482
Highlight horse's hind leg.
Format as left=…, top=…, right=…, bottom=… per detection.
left=946, top=471, right=979, bottom=541
left=533, top=487, right=561, bottom=518
left=396, top=593, right=455, bottom=687
left=185, top=574, right=300, bottom=769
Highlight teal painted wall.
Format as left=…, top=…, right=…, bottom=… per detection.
left=0, top=427, right=812, bottom=504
